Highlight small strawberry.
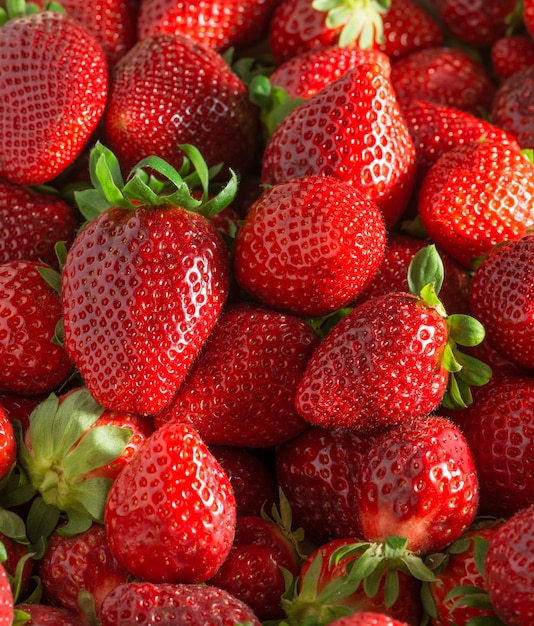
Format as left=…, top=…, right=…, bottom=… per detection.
left=491, top=34, right=534, bottom=82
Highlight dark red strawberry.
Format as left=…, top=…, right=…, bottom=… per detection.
left=14, top=604, right=86, bottom=625
left=0, top=5, right=108, bottom=186
left=491, top=34, right=534, bottom=82
left=0, top=393, right=47, bottom=432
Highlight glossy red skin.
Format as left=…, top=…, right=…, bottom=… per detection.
left=38, top=524, right=130, bottom=619
left=104, top=33, right=259, bottom=177
left=137, top=0, right=280, bottom=52
left=390, top=47, right=496, bottom=116
left=100, top=582, right=261, bottom=626
left=296, top=292, right=449, bottom=433
left=418, top=140, right=534, bottom=269
left=525, top=0, right=534, bottom=38
left=0, top=12, right=108, bottom=186
left=153, top=302, right=317, bottom=447
left=275, top=427, right=376, bottom=545
left=469, top=231, right=534, bottom=372
left=485, top=504, right=534, bottom=626
left=104, top=422, right=236, bottom=584
left=0, top=261, right=73, bottom=395
left=0, top=407, right=15, bottom=482
left=262, top=63, right=416, bottom=230
left=328, top=614, right=410, bottom=626
left=491, top=35, right=534, bottom=82
left=0, top=565, right=12, bottom=626
left=15, top=604, right=85, bottom=625
left=355, top=415, right=479, bottom=555
left=234, top=177, right=386, bottom=317
left=62, top=204, right=229, bottom=416
left=449, top=376, right=534, bottom=518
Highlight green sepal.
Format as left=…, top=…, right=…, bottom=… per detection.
left=0, top=508, right=29, bottom=544
left=25, top=496, right=61, bottom=553
left=407, top=244, right=444, bottom=303
left=447, top=314, right=486, bottom=347
left=37, top=265, right=61, bottom=295
left=305, top=307, right=353, bottom=339
left=59, top=509, right=97, bottom=537
left=249, top=76, right=306, bottom=139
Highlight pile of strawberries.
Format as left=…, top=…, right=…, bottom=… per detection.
left=0, top=0, right=533, bottom=624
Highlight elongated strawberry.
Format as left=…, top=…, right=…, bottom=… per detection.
left=62, top=143, right=235, bottom=415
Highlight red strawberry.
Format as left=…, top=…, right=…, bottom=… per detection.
left=485, top=504, right=534, bottom=626
left=0, top=405, right=15, bottom=482
left=62, top=144, right=234, bottom=415
left=0, top=260, right=73, bottom=395
left=262, top=62, right=417, bottom=230
left=418, top=140, right=534, bottom=269
left=525, top=0, right=534, bottom=38
left=0, top=5, right=108, bottom=186
left=0, top=563, right=13, bottom=626
left=491, top=34, right=534, bottom=82
left=104, top=421, right=236, bottom=583
left=354, top=415, right=479, bottom=555
left=137, top=0, right=280, bottom=53
left=328, top=614, right=411, bottom=626
left=104, top=33, right=259, bottom=178
left=0, top=392, right=47, bottom=432
left=152, top=302, right=317, bottom=447
left=14, top=604, right=86, bottom=625
left=100, top=582, right=261, bottom=625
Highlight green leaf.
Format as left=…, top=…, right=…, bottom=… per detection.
left=198, top=169, right=239, bottom=217
left=408, top=244, right=444, bottom=300
left=447, top=314, right=486, bottom=347
left=248, top=74, right=273, bottom=109
left=383, top=536, right=409, bottom=559
left=74, top=188, right=112, bottom=222
left=0, top=508, right=28, bottom=543
left=472, top=536, right=490, bottom=577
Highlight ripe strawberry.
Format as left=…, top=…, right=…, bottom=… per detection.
left=152, top=302, right=317, bottom=447
left=0, top=562, right=13, bottom=626
left=262, top=62, right=417, bottom=229
left=0, top=5, right=108, bottom=186
left=104, top=33, right=259, bottom=178
left=418, top=140, right=534, bottom=269
left=355, top=415, right=479, bottom=555
left=491, top=34, right=534, bottom=82
left=14, top=604, right=86, bottom=625
left=469, top=230, right=534, bottom=372
left=137, top=0, right=280, bottom=52
left=485, top=504, right=534, bottom=626
left=104, top=421, right=236, bottom=583
left=62, top=143, right=234, bottom=415
left=0, top=405, right=15, bottom=483
left=100, top=582, right=261, bottom=625
left=0, top=260, right=73, bottom=395
left=328, top=614, right=411, bottom=626
left=524, top=0, right=534, bottom=39
left=295, top=245, right=490, bottom=432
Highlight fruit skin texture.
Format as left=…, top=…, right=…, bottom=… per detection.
left=104, top=33, right=259, bottom=177
left=491, top=34, right=534, bottom=82
left=328, top=614, right=410, bottom=626
left=355, top=415, right=479, bottom=555
left=0, top=261, right=73, bottom=395
left=100, top=582, right=261, bottom=626
left=62, top=204, right=230, bottom=416
left=261, top=63, right=416, bottom=230
left=469, top=231, right=534, bottom=372
left=295, top=292, right=448, bottom=432
left=0, top=405, right=16, bottom=482
left=0, top=11, right=108, bottom=186
left=15, top=604, right=86, bottom=625
left=234, top=176, right=386, bottom=317
left=418, top=140, right=534, bottom=269
left=104, top=422, right=236, bottom=584
left=485, top=504, right=534, bottom=626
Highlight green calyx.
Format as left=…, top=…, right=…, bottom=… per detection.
left=408, top=245, right=492, bottom=410
left=75, top=142, right=238, bottom=224
left=0, top=0, right=65, bottom=24
left=312, top=0, right=392, bottom=49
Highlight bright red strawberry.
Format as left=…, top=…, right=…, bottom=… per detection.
left=62, top=144, right=234, bottom=415
left=0, top=405, right=15, bottom=483
left=390, top=46, right=496, bottom=116
left=448, top=375, right=534, bottom=518
left=328, top=614, right=411, bottom=626
left=104, top=421, right=236, bottom=583
left=233, top=176, right=386, bottom=316
left=0, top=260, right=73, bottom=395
left=38, top=523, right=130, bottom=620
left=262, top=63, right=417, bottom=229
left=104, top=33, right=259, bottom=178
left=0, top=563, right=13, bottom=626
left=469, top=230, right=534, bottom=372
left=100, top=582, right=261, bottom=625
left=418, top=140, right=534, bottom=269
left=137, top=0, right=280, bottom=52
left=355, top=415, right=479, bottom=555
left=295, top=245, right=490, bottom=432
left=14, top=604, right=86, bottom=625
left=152, top=302, right=317, bottom=447
left=484, top=504, right=534, bottom=626
left=0, top=5, right=108, bottom=186
left=491, top=34, right=534, bottom=82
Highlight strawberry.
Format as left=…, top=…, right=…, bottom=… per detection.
left=491, top=34, right=534, bottom=82
left=14, top=604, right=86, bottom=625
left=484, top=504, right=534, bottom=626
left=103, top=33, right=259, bottom=178
left=100, top=581, right=261, bottom=625
left=524, top=0, right=534, bottom=39
left=261, top=62, right=417, bottom=230
left=152, top=302, right=317, bottom=447
left=418, top=140, right=534, bottom=269
left=0, top=392, right=47, bottom=432
left=62, top=143, right=235, bottom=415
left=0, top=405, right=15, bottom=483
left=0, top=4, right=108, bottom=186
left=233, top=176, right=386, bottom=317
left=469, top=230, right=534, bottom=372
left=104, top=421, right=236, bottom=583
left=328, top=614, right=411, bottom=626
left=0, top=562, right=13, bottom=626
left=0, top=260, right=73, bottom=395
left=136, top=0, right=280, bottom=53
left=354, top=415, right=479, bottom=555
left=295, top=245, right=490, bottom=432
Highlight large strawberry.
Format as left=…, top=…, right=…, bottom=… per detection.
left=0, top=3, right=108, bottom=186
left=62, top=143, right=235, bottom=415
left=262, top=62, right=417, bottom=229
